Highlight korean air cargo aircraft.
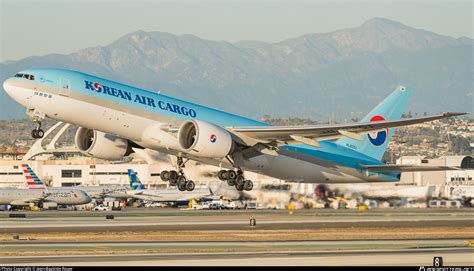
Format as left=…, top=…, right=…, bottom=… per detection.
left=3, top=69, right=464, bottom=192
left=0, top=164, right=91, bottom=207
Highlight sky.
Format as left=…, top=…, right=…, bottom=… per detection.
left=0, top=0, right=472, bottom=62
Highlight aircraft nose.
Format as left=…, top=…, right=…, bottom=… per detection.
left=3, top=78, right=14, bottom=96
left=84, top=192, right=92, bottom=204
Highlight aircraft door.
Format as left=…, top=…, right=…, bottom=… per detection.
left=59, top=78, right=70, bottom=96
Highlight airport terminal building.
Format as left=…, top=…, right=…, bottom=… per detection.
left=396, top=155, right=474, bottom=198
left=0, top=154, right=472, bottom=199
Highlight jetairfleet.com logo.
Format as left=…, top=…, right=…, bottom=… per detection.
left=85, top=80, right=197, bottom=118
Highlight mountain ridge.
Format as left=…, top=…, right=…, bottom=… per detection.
left=1, top=18, right=472, bottom=120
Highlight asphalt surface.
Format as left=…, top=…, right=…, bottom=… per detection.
left=1, top=208, right=473, bottom=233
left=1, top=208, right=473, bottom=266
left=1, top=248, right=472, bottom=266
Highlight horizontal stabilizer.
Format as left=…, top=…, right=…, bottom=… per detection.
left=360, top=164, right=460, bottom=173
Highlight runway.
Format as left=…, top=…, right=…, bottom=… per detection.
left=1, top=208, right=473, bottom=266
left=1, top=208, right=473, bottom=233
left=1, top=247, right=472, bottom=266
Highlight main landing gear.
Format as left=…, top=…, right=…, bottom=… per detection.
left=218, top=169, right=253, bottom=191
left=159, top=157, right=195, bottom=192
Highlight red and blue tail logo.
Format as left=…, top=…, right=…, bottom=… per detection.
left=336, top=86, right=414, bottom=161
left=367, top=115, right=389, bottom=146
left=22, top=164, right=46, bottom=189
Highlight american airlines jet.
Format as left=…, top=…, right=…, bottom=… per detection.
left=0, top=164, right=91, bottom=207
left=3, top=69, right=464, bottom=192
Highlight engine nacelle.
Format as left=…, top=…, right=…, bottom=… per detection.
left=178, top=120, right=234, bottom=158
left=75, top=127, right=131, bottom=160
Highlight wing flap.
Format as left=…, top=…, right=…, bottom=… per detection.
left=361, top=164, right=460, bottom=173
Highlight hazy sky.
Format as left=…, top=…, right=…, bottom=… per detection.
left=1, top=0, right=472, bottom=62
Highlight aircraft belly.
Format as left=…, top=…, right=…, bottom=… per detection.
left=242, top=153, right=366, bottom=184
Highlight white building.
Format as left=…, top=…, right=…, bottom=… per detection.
left=396, top=155, right=474, bottom=198
left=0, top=158, right=270, bottom=190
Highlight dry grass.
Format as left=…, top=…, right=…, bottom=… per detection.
left=2, top=226, right=473, bottom=242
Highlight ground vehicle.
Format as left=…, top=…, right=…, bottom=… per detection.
left=93, top=204, right=111, bottom=211
left=209, top=201, right=223, bottom=210
left=246, top=201, right=257, bottom=209
left=200, top=201, right=211, bottom=209
left=145, top=202, right=166, bottom=208
left=222, top=200, right=244, bottom=209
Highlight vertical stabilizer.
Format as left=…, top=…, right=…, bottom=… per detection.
left=336, top=86, right=414, bottom=160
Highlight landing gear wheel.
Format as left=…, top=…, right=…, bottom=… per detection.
left=31, top=129, right=44, bottom=139
left=169, top=170, right=179, bottom=181
left=169, top=178, right=178, bottom=186
left=218, top=170, right=228, bottom=181
left=36, top=129, right=44, bottom=138
left=244, top=180, right=253, bottom=191
left=236, top=182, right=245, bottom=191
left=178, top=182, right=186, bottom=191
left=177, top=175, right=187, bottom=187
left=227, top=170, right=237, bottom=180
left=235, top=175, right=245, bottom=186
left=227, top=179, right=236, bottom=186
left=160, top=170, right=170, bottom=181
left=185, top=180, right=195, bottom=191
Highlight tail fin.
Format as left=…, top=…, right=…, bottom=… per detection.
left=22, top=164, right=46, bottom=189
left=128, top=169, right=145, bottom=190
left=336, top=86, right=414, bottom=161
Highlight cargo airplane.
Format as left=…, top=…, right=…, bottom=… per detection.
left=0, top=164, right=91, bottom=207
left=3, top=69, right=465, bottom=192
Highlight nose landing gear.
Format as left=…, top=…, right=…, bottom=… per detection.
left=218, top=169, right=253, bottom=191
left=159, top=157, right=195, bottom=191
left=31, top=127, right=45, bottom=139
left=28, top=110, right=45, bottom=139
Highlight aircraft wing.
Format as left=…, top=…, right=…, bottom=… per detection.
left=10, top=193, right=50, bottom=205
left=126, top=190, right=166, bottom=199
left=360, top=164, right=460, bottom=173
left=92, top=191, right=107, bottom=199
left=227, top=112, right=466, bottom=146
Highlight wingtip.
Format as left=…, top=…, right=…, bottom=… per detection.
left=442, top=112, right=469, bottom=117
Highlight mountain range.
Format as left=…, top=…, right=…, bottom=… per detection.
left=1, top=17, right=472, bottom=121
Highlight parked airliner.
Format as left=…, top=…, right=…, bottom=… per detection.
left=126, top=169, right=214, bottom=202
left=0, top=164, right=91, bottom=207
left=2, top=69, right=465, bottom=191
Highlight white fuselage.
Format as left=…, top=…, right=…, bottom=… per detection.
left=0, top=187, right=92, bottom=206
left=128, top=187, right=213, bottom=202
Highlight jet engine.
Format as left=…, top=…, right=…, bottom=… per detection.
left=177, top=120, right=234, bottom=158
left=75, top=127, right=131, bottom=160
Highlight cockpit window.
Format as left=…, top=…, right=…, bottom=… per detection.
left=14, top=73, right=34, bottom=80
